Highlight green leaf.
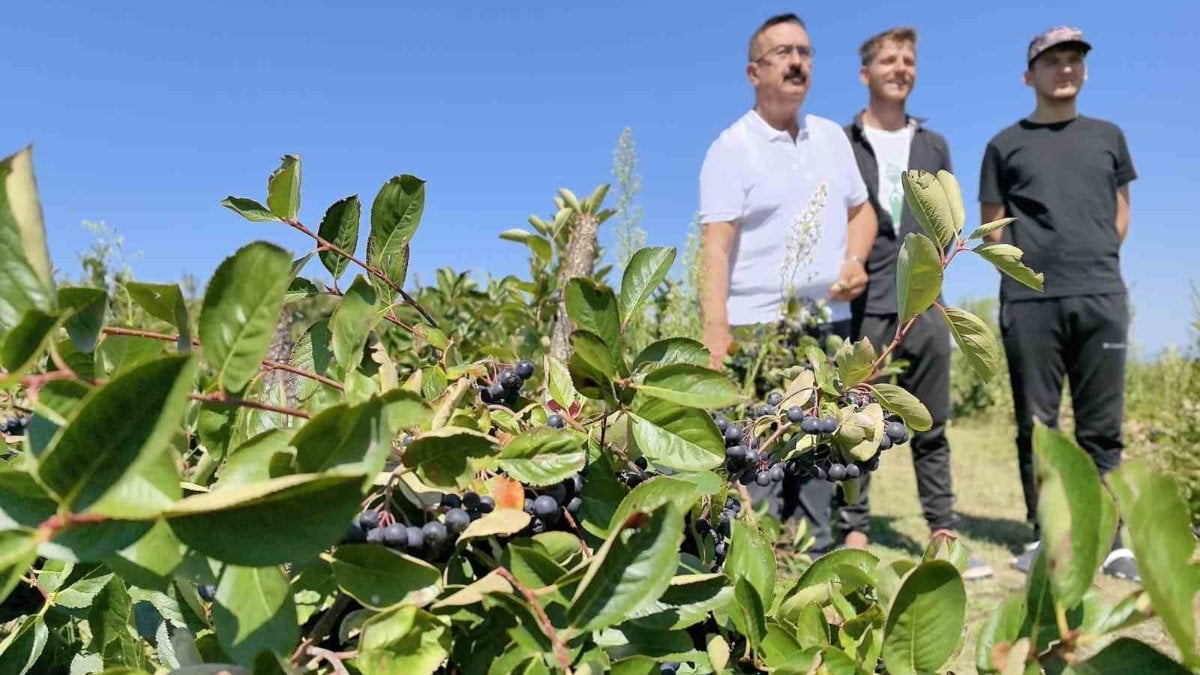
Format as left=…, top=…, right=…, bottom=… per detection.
left=1064, top=637, right=1191, bottom=675
left=635, top=364, right=741, bottom=409
left=59, top=287, right=107, bottom=353
left=619, top=247, right=676, bottom=328
left=725, top=519, right=776, bottom=608
left=544, top=354, right=577, bottom=409
left=628, top=573, right=734, bottom=630
left=37, top=354, right=195, bottom=516
left=0, top=614, right=49, bottom=675
left=1032, top=423, right=1103, bottom=610
left=629, top=398, right=724, bottom=472
left=266, top=155, right=301, bottom=220
left=401, top=428, right=497, bottom=489
left=0, top=531, right=38, bottom=604
left=0, top=309, right=62, bottom=377
left=290, top=319, right=336, bottom=402
left=866, top=383, right=932, bottom=432
left=835, top=337, right=877, bottom=388
left=0, top=468, right=57, bottom=529
left=124, top=282, right=190, bottom=352
left=216, top=430, right=294, bottom=490
left=317, top=195, right=361, bottom=280
left=88, top=576, right=142, bottom=667
left=896, top=233, right=943, bottom=324
left=498, top=229, right=552, bottom=263
left=458, top=509, right=532, bottom=541
left=631, top=337, right=709, bottom=371
left=212, top=565, right=298, bottom=665
left=355, top=605, right=450, bottom=675
left=940, top=305, right=1002, bottom=382
left=1109, top=459, right=1200, bottom=668
left=733, top=577, right=767, bottom=651
left=166, top=473, right=365, bottom=566
left=328, top=273, right=374, bottom=374
left=220, top=196, right=277, bottom=222
left=569, top=331, right=618, bottom=399
left=901, top=170, right=955, bottom=248
left=968, top=217, right=1016, bottom=240
left=569, top=502, right=684, bottom=633
left=609, top=474, right=717, bottom=534
left=97, top=332, right=165, bottom=375
left=974, top=596, right=1026, bottom=674
left=881, top=560, right=966, bottom=675
left=293, top=397, right=389, bottom=478
left=974, top=242, right=1045, bottom=292
left=761, top=621, right=811, bottom=670
left=102, top=520, right=183, bottom=590
left=497, top=428, right=587, bottom=486
left=367, top=174, right=425, bottom=294
left=935, top=170, right=966, bottom=234
left=0, top=146, right=57, bottom=337
left=198, top=242, right=291, bottom=393
left=566, top=278, right=621, bottom=354
left=331, top=544, right=441, bottom=610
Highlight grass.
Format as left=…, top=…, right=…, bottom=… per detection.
left=802, top=417, right=1175, bottom=672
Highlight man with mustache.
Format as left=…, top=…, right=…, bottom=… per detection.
left=699, top=13, right=877, bottom=553
left=839, top=27, right=993, bottom=579
left=979, top=27, right=1139, bottom=580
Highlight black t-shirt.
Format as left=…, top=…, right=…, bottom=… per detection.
left=979, top=115, right=1137, bottom=302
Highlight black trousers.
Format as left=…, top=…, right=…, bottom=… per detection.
left=837, top=310, right=957, bottom=535
left=1000, top=294, right=1129, bottom=527
left=744, top=319, right=850, bottom=553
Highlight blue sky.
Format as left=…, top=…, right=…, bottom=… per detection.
left=6, top=1, right=1198, bottom=355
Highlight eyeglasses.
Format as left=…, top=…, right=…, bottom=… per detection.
left=753, top=43, right=815, bottom=63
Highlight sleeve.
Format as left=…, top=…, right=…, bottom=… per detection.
left=978, top=141, right=1005, bottom=204
left=1114, top=127, right=1137, bottom=186
left=833, top=128, right=868, bottom=208
left=699, top=139, right=744, bottom=225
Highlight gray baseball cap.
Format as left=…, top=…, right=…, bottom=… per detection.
left=1027, top=26, right=1092, bottom=66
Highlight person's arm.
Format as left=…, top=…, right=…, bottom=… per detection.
left=701, top=221, right=736, bottom=369
left=831, top=201, right=876, bottom=301
left=1116, top=184, right=1130, bottom=242
left=980, top=202, right=1007, bottom=242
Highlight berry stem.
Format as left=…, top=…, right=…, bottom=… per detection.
left=494, top=567, right=573, bottom=673
left=291, top=593, right=352, bottom=666
left=190, top=392, right=311, bottom=420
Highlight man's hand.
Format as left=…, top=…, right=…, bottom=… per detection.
left=830, top=258, right=868, bottom=301
left=704, top=323, right=733, bottom=370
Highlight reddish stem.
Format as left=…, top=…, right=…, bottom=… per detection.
left=494, top=567, right=572, bottom=673
left=190, top=392, right=311, bottom=420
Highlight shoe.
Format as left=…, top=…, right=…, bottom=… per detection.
left=843, top=530, right=869, bottom=550
left=1011, top=541, right=1040, bottom=574
left=963, top=555, right=994, bottom=581
left=1102, top=548, right=1141, bottom=583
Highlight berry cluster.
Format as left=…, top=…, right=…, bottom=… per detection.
left=693, top=496, right=740, bottom=566
left=479, top=359, right=536, bottom=407
left=1, top=415, right=27, bottom=436
left=616, top=456, right=656, bottom=489
left=343, top=490, right=497, bottom=561
left=522, top=473, right=583, bottom=534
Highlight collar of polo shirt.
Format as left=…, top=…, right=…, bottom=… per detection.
left=748, top=109, right=810, bottom=142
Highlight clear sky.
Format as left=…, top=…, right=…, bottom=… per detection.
left=6, top=1, right=1198, bottom=355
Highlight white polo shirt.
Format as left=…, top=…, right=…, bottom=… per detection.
left=699, top=110, right=868, bottom=326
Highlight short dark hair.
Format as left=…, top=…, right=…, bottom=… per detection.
left=749, top=13, right=808, bottom=62
left=859, top=27, right=918, bottom=65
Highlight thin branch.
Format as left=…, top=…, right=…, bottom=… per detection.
left=304, top=646, right=356, bottom=675
left=190, top=392, right=311, bottom=420
left=494, top=567, right=572, bottom=673
left=285, top=218, right=438, bottom=328
left=292, top=593, right=352, bottom=666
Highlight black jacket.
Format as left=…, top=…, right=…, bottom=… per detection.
left=844, top=112, right=952, bottom=316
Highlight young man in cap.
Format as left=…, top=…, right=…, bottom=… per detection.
left=979, top=27, right=1138, bottom=580
left=699, top=13, right=877, bottom=553
left=842, top=27, right=993, bottom=580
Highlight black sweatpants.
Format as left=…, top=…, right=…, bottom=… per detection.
left=838, top=309, right=957, bottom=535
left=1000, top=294, right=1129, bottom=527
left=744, top=319, right=850, bottom=553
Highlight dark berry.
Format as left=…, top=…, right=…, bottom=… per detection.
left=533, top=495, right=558, bottom=519
left=344, top=520, right=367, bottom=544
left=515, top=359, right=536, bottom=380
left=661, top=662, right=680, bottom=675
left=757, top=404, right=774, bottom=418
left=567, top=496, right=582, bottom=514
left=785, top=459, right=801, bottom=476
left=845, top=463, right=862, bottom=479
left=480, top=385, right=497, bottom=404
left=463, top=492, right=481, bottom=511
left=366, top=527, right=386, bottom=544
left=767, top=392, right=783, bottom=406
left=695, top=519, right=712, bottom=535
left=726, top=445, right=746, bottom=461
left=738, top=470, right=756, bottom=486
left=755, top=470, right=771, bottom=486
left=523, top=497, right=535, bottom=514
left=865, top=455, right=881, bottom=472
left=634, top=456, right=649, bottom=471
left=445, top=508, right=471, bottom=533
left=441, top=493, right=462, bottom=509
left=769, top=464, right=786, bottom=482
left=571, top=474, right=584, bottom=495
left=714, top=542, right=728, bottom=557
left=819, top=417, right=839, bottom=434
left=197, top=585, right=216, bottom=602
left=499, top=370, right=523, bottom=391
left=547, top=413, right=565, bottom=428
left=827, top=463, right=847, bottom=481
left=815, top=465, right=828, bottom=481
left=545, top=485, right=566, bottom=507
left=479, top=496, right=495, bottom=513
left=625, top=473, right=644, bottom=488
left=787, top=406, right=805, bottom=423
left=713, top=414, right=730, bottom=432
left=358, top=510, right=380, bottom=530
left=406, top=526, right=425, bottom=551
left=879, top=435, right=894, bottom=451
left=422, top=521, right=448, bottom=545
left=531, top=518, right=548, bottom=534
left=744, top=449, right=760, bottom=465
left=800, top=417, right=820, bottom=434
left=382, top=524, right=408, bottom=548
left=724, top=425, right=744, bottom=445
left=885, top=421, right=907, bottom=442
